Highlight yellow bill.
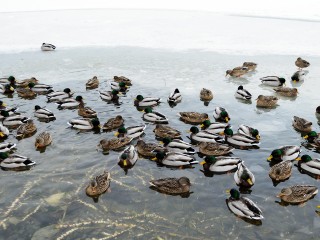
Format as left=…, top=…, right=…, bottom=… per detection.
left=303, top=135, right=309, bottom=139
left=200, top=161, right=206, bottom=165
left=247, top=178, right=253, bottom=185
left=123, top=160, right=127, bottom=166
left=114, top=132, right=119, bottom=137
left=267, top=155, right=273, bottom=161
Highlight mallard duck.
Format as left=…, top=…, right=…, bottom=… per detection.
left=98, top=137, right=132, bottom=152
left=16, top=87, right=36, bottom=98
left=168, top=88, right=182, bottom=105
left=242, top=62, right=257, bottom=71
left=234, top=162, right=255, bottom=188
left=110, top=81, right=128, bottom=93
left=0, top=142, right=16, bottom=153
left=153, top=151, right=198, bottom=167
left=34, top=105, right=56, bottom=121
left=28, top=82, right=53, bottom=94
left=78, top=102, right=97, bottom=118
left=118, top=145, right=138, bottom=169
left=267, top=146, right=301, bottom=162
left=114, top=76, right=132, bottom=86
left=269, top=160, right=293, bottom=182
left=0, top=152, right=35, bottom=171
left=1, top=112, right=30, bottom=128
left=273, top=87, right=298, bottom=97
left=0, top=108, right=19, bottom=120
left=16, top=77, right=39, bottom=88
left=35, top=132, right=52, bottom=149
left=200, top=120, right=230, bottom=134
left=291, top=71, right=305, bottom=82
left=199, top=142, right=234, bottom=156
left=213, top=107, right=230, bottom=123
left=134, top=95, right=161, bottom=107
left=162, top=137, right=195, bottom=155
left=149, top=177, right=191, bottom=195
left=260, top=76, right=286, bottom=86
left=41, top=43, right=56, bottom=51
left=0, top=76, right=16, bottom=86
left=200, top=88, right=213, bottom=101
left=256, top=95, right=278, bottom=108
left=303, top=131, right=320, bottom=148
left=238, top=124, right=260, bottom=141
left=115, top=125, right=146, bottom=139
left=0, top=84, right=15, bottom=94
left=178, top=112, right=209, bottom=124
left=297, top=155, right=320, bottom=178
left=153, top=124, right=181, bottom=139
left=136, top=139, right=166, bottom=158
left=227, top=189, right=263, bottom=220
left=295, top=57, right=310, bottom=69
left=235, top=85, right=252, bottom=100
left=57, top=95, right=83, bottom=109
left=102, top=115, right=124, bottom=132
left=86, top=76, right=99, bottom=89
left=224, top=128, right=259, bottom=148
left=99, top=90, right=119, bottom=102
left=226, top=66, right=249, bottom=77
left=16, top=120, right=37, bottom=139
left=189, top=126, right=223, bottom=144
left=292, top=116, right=312, bottom=132
left=0, top=124, right=10, bottom=138
left=143, top=107, right=168, bottom=124
left=68, top=118, right=100, bottom=130
left=85, top=171, right=111, bottom=198
left=200, top=156, right=241, bottom=173
left=47, top=88, right=73, bottom=102
left=277, top=185, right=318, bottom=204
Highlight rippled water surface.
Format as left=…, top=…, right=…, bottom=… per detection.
left=0, top=47, right=320, bottom=239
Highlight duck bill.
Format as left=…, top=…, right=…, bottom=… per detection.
left=267, top=155, right=273, bottom=161
left=200, top=161, right=206, bottom=165
left=151, top=157, right=157, bottom=161
left=219, top=131, right=225, bottom=135
left=256, top=135, right=261, bottom=140
left=247, top=179, right=253, bottom=186
left=114, top=132, right=119, bottom=137
left=225, top=117, right=229, bottom=123
left=303, top=135, right=309, bottom=139
left=159, top=141, right=164, bottom=145
left=200, top=124, right=204, bottom=128
left=123, top=160, right=127, bottom=166
left=0, top=132, right=4, bottom=137
left=295, top=157, right=301, bottom=161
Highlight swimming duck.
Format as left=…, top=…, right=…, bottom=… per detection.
left=47, top=88, right=73, bottom=102
left=162, top=137, right=196, bottom=155
left=115, top=125, right=146, bottom=139
left=110, top=81, right=128, bottom=93
left=242, top=62, right=257, bottom=71
left=85, top=171, right=111, bottom=198
left=143, top=107, right=168, bottom=124
left=16, top=77, right=39, bottom=88
left=16, top=87, right=36, bottom=98
left=277, top=185, right=318, bottom=204
left=256, top=95, right=278, bottom=108
left=198, top=142, right=234, bottom=156
left=98, top=137, right=132, bottom=152
left=226, top=66, right=249, bottom=77
left=269, top=160, right=293, bottom=182
left=0, top=124, right=9, bottom=139
left=153, top=124, right=181, bottom=139
left=0, top=152, right=35, bottom=171
left=291, top=71, right=306, bottom=82
left=234, top=162, right=255, bottom=188
left=0, top=84, right=15, bottom=94
left=297, top=155, right=320, bottom=179
left=200, top=120, right=230, bottom=134
left=118, top=145, right=138, bottom=169
left=0, top=76, right=16, bottom=86
left=41, top=43, right=56, bottom=51
left=189, top=126, right=223, bottom=144
left=149, top=177, right=191, bottom=195
left=267, top=145, right=301, bottom=162
left=238, top=124, right=260, bottom=141
left=0, top=108, right=19, bottom=120
left=0, top=142, right=16, bottom=153
left=16, top=120, right=37, bottom=139
left=260, top=76, right=286, bottom=86
left=200, top=156, right=241, bottom=173
left=178, top=112, right=209, bottom=124
left=1, top=111, right=30, bottom=128
left=213, top=107, right=230, bottom=123
left=168, top=88, right=182, bottom=105
left=57, top=95, right=83, bottom=109
left=68, top=118, right=100, bottom=131
left=224, top=128, right=259, bottom=148
left=113, top=76, right=132, bottom=86
left=235, top=85, right=252, bottom=100
left=28, top=82, right=53, bottom=94
left=35, top=131, right=52, bottom=149
left=134, top=95, right=161, bottom=107
left=102, top=115, right=124, bottom=132
left=292, top=116, right=312, bottom=132
left=34, top=105, right=56, bottom=121
left=200, top=88, right=213, bottom=102
left=303, top=131, right=320, bottom=148
left=99, top=90, right=119, bottom=102
left=273, top=87, right=298, bottom=97
left=295, top=57, right=310, bottom=69
left=78, top=102, right=97, bottom=118
left=226, top=189, right=263, bottom=220
left=86, top=76, right=99, bottom=89
left=136, top=139, right=166, bottom=158
left=153, top=151, right=198, bottom=167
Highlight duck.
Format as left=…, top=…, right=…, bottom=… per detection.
left=99, top=90, right=119, bottom=102
left=256, top=95, right=278, bottom=108
left=102, top=115, right=124, bottom=132
left=143, top=107, right=168, bottom=124
left=115, top=125, right=146, bottom=139
left=16, top=87, right=36, bottom=98
left=98, top=137, right=133, bottom=152
left=213, top=107, right=230, bottom=123
left=178, top=112, right=209, bottom=124
left=297, top=155, right=320, bottom=179
left=295, top=57, right=310, bottom=69
left=34, top=105, right=56, bottom=121
left=78, top=102, right=97, bottom=118
left=189, top=126, right=223, bottom=144
left=238, top=124, right=260, bottom=141
left=242, top=62, right=257, bottom=71
left=162, top=137, right=196, bottom=155
left=35, top=132, right=52, bottom=149
left=277, top=185, right=318, bottom=204
left=0, top=124, right=10, bottom=138
left=16, top=120, right=37, bottom=139
left=67, top=118, right=100, bottom=131
left=118, top=145, right=138, bottom=169
left=0, top=84, right=15, bottom=94
left=224, top=128, right=259, bottom=148
left=57, top=95, right=83, bottom=109
left=15, top=77, right=39, bottom=88
left=200, top=120, right=230, bottom=134
left=0, top=76, right=16, bottom=86
left=273, top=87, right=298, bottom=97
left=113, top=76, right=132, bottom=86
left=167, top=88, right=182, bottom=105
left=85, top=171, right=111, bottom=198
left=200, top=156, right=241, bottom=173
left=0, top=152, right=36, bottom=171
left=0, top=108, right=19, bottom=120
left=226, top=189, right=263, bottom=220
left=267, top=146, right=301, bottom=162
left=260, top=76, right=286, bottom=87
left=1, top=111, right=30, bottom=128
left=291, top=71, right=306, bottom=82
left=235, top=85, right=252, bottom=100
left=200, top=88, right=213, bottom=101
left=292, top=116, right=312, bottom=132
left=234, top=162, right=255, bottom=188
left=269, top=160, right=293, bottom=182
left=110, top=81, right=128, bottom=93
left=41, top=43, right=56, bottom=51
left=136, top=139, right=166, bottom=158
left=134, top=95, right=161, bottom=107
left=153, top=124, right=181, bottom=139
left=86, top=76, right=99, bottom=89
left=28, top=82, right=53, bottom=94
left=198, top=142, right=234, bottom=156
left=226, top=66, right=249, bottom=77
left=149, top=177, right=191, bottom=195
left=303, top=131, right=320, bottom=147
left=0, top=142, right=16, bottom=153
left=47, top=88, right=73, bottom=102
left=153, top=151, right=198, bottom=167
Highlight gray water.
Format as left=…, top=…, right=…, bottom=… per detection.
left=0, top=47, right=320, bottom=239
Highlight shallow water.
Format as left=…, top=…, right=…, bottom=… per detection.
left=0, top=47, right=320, bottom=239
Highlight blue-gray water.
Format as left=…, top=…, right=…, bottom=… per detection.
left=0, top=47, right=320, bottom=239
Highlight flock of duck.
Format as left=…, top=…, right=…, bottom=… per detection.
left=1, top=53, right=319, bottom=223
